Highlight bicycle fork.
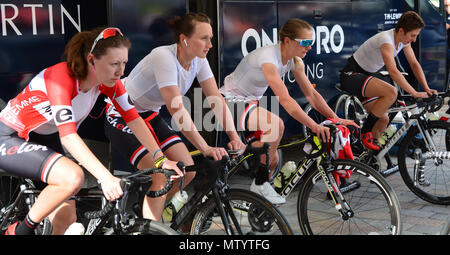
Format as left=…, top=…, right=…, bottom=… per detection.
left=317, top=158, right=354, bottom=220
left=212, top=182, right=243, bottom=235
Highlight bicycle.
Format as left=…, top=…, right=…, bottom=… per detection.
left=333, top=80, right=450, bottom=205
left=397, top=96, right=450, bottom=205
left=223, top=124, right=402, bottom=235
left=0, top=168, right=179, bottom=235
left=153, top=146, right=293, bottom=235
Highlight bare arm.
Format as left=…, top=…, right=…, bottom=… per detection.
left=403, top=45, right=437, bottom=95
left=200, top=77, right=245, bottom=150
left=60, top=133, right=122, bottom=201
left=261, top=62, right=330, bottom=141
left=381, top=44, right=429, bottom=98
left=160, top=85, right=227, bottom=160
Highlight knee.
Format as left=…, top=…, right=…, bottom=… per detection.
left=60, top=166, right=84, bottom=196
left=263, top=117, right=284, bottom=141
left=380, top=114, right=389, bottom=124
left=385, top=86, right=398, bottom=103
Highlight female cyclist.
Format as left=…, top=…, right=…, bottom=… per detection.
left=104, top=13, right=245, bottom=221
left=220, top=18, right=358, bottom=204
left=340, top=11, right=437, bottom=150
left=0, top=27, right=181, bottom=235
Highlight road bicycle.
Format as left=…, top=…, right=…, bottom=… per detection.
left=0, top=168, right=179, bottom=235
left=332, top=79, right=450, bottom=205
left=222, top=124, right=402, bottom=235
left=139, top=146, right=293, bottom=235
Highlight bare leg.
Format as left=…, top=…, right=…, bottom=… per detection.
left=362, top=78, right=397, bottom=138
left=363, top=101, right=390, bottom=139
left=47, top=200, right=77, bottom=234
left=247, top=107, right=284, bottom=176
left=27, top=157, right=84, bottom=230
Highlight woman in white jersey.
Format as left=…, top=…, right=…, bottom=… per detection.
left=340, top=11, right=437, bottom=150
left=220, top=19, right=358, bottom=204
left=104, top=13, right=245, bottom=221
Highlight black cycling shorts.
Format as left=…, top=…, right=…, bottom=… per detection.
left=0, top=121, right=63, bottom=183
left=340, top=56, right=379, bottom=105
left=104, top=111, right=182, bottom=168
left=225, top=99, right=262, bottom=142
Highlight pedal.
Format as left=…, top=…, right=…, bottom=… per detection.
left=381, top=165, right=399, bottom=177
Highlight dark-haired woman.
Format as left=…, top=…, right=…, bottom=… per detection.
left=340, top=11, right=437, bottom=150
left=0, top=27, right=182, bottom=235
left=104, top=13, right=245, bottom=221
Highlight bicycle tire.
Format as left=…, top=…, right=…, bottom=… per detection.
left=190, top=189, right=293, bottom=235
left=106, top=218, right=178, bottom=235
left=297, top=159, right=402, bottom=235
left=397, top=120, right=450, bottom=205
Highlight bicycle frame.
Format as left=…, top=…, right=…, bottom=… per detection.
left=169, top=162, right=244, bottom=235
left=227, top=135, right=356, bottom=221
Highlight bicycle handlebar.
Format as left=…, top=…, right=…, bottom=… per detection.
left=84, top=164, right=184, bottom=220
left=411, top=94, right=444, bottom=119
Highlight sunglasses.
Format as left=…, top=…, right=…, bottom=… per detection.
left=293, top=38, right=314, bottom=47
left=89, top=27, right=123, bottom=55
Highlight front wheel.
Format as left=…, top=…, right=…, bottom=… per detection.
left=297, top=159, right=402, bottom=235
left=397, top=120, right=450, bottom=205
left=190, top=189, right=293, bottom=235
left=112, top=218, right=178, bottom=235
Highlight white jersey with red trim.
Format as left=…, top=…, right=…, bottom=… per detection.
left=0, top=62, right=139, bottom=140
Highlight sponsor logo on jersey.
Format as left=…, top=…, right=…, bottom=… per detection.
left=0, top=142, right=48, bottom=156
left=51, top=105, right=74, bottom=126
left=106, top=115, right=133, bottom=134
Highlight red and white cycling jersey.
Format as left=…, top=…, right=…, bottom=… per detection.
left=0, top=62, right=139, bottom=140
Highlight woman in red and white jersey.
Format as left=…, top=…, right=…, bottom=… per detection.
left=0, top=27, right=182, bottom=235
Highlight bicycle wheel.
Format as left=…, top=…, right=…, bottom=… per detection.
left=190, top=189, right=293, bottom=235
left=333, top=95, right=367, bottom=157
left=105, top=218, right=178, bottom=235
left=0, top=197, right=51, bottom=235
left=397, top=120, right=450, bottom=205
left=297, top=159, right=402, bottom=235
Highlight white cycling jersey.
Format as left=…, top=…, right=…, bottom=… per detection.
left=123, top=43, right=214, bottom=112
left=219, top=44, right=296, bottom=101
left=353, top=29, right=409, bottom=73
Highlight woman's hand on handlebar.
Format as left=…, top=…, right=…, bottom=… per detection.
left=311, top=124, right=330, bottom=143
left=201, top=146, right=228, bottom=161
left=161, top=159, right=184, bottom=181
left=425, top=89, right=438, bottom=96
left=412, top=91, right=429, bottom=98
left=100, top=175, right=124, bottom=202
left=227, top=138, right=246, bottom=152
left=335, top=117, right=360, bottom=129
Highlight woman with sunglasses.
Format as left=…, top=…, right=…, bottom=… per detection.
left=104, top=13, right=245, bottom=221
left=0, top=27, right=182, bottom=235
left=340, top=11, right=437, bottom=151
left=220, top=18, right=358, bottom=204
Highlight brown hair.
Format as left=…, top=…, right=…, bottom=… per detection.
left=395, top=11, right=425, bottom=33
left=279, top=18, right=313, bottom=43
left=167, top=12, right=211, bottom=43
left=62, top=27, right=131, bottom=80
